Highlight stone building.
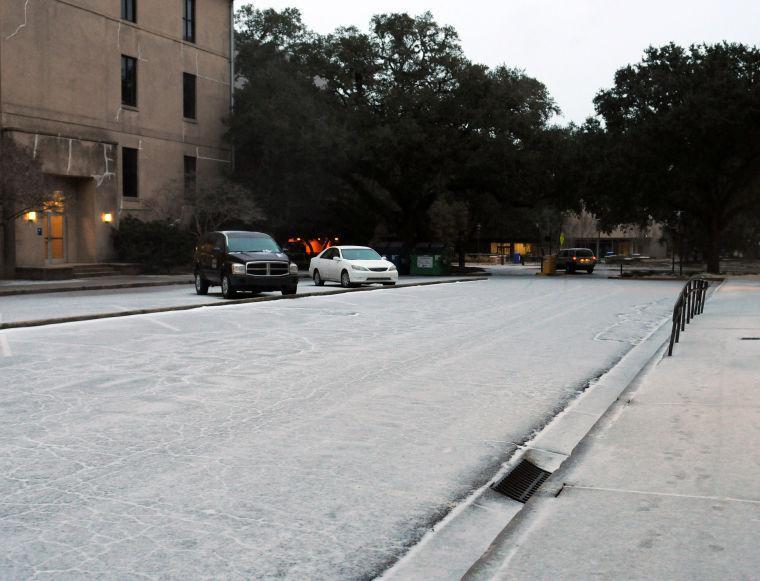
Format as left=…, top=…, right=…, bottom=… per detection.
left=0, top=0, right=233, bottom=277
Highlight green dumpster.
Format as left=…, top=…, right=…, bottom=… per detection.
left=410, top=244, right=451, bottom=275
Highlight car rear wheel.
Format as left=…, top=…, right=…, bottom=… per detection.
left=194, top=270, right=209, bottom=295
left=383, top=282, right=396, bottom=286
left=221, top=274, right=237, bottom=299
left=282, top=286, right=297, bottom=296
left=340, top=270, right=352, bottom=288
left=587, top=267, right=594, bottom=274
left=313, top=270, right=324, bottom=286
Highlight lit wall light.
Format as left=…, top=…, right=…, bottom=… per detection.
left=26, top=211, right=37, bottom=222
left=102, top=212, right=113, bottom=223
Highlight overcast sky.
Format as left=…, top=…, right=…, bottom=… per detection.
left=233, top=1, right=760, bottom=124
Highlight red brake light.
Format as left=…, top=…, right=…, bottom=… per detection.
left=572, top=256, right=577, bottom=261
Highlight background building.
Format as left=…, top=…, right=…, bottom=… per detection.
left=563, top=210, right=669, bottom=258
left=0, top=0, right=233, bottom=278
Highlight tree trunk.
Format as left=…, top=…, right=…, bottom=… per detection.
left=704, top=217, right=722, bottom=274
left=457, top=230, right=465, bottom=269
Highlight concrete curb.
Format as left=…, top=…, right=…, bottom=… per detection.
left=381, top=316, right=674, bottom=581
left=0, top=277, right=487, bottom=330
left=463, top=340, right=674, bottom=581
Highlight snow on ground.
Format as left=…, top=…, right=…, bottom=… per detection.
left=0, top=277, right=460, bottom=325
left=0, top=277, right=681, bottom=579
left=466, top=278, right=760, bottom=580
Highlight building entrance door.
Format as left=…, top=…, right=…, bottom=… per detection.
left=45, top=212, right=66, bottom=264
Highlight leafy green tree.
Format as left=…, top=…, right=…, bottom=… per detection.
left=586, top=43, right=760, bottom=273
left=231, top=8, right=562, bottom=246
left=231, top=7, right=361, bottom=241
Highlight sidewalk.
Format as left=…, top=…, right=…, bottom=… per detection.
left=0, top=274, right=194, bottom=296
left=465, top=278, right=760, bottom=580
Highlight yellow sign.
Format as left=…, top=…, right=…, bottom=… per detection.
left=560, top=233, right=566, bottom=246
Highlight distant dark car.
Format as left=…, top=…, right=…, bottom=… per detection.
left=194, top=231, right=299, bottom=299
left=556, top=248, right=597, bottom=273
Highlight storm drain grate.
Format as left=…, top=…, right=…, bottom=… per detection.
left=492, top=460, right=552, bottom=503
left=740, top=337, right=760, bottom=341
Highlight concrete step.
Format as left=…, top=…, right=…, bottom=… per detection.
left=74, top=272, right=119, bottom=278
left=71, top=265, right=120, bottom=278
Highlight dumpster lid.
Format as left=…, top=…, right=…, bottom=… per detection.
left=412, top=242, right=448, bottom=253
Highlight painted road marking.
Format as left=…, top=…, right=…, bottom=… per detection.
left=144, top=316, right=180, bottom=332
left=0, top=315, right=11, bottom=357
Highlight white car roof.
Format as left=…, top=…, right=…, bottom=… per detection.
left=334, top=245, right=372, bottom=250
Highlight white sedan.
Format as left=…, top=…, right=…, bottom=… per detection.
left=309, top=245, right=399, bottom=288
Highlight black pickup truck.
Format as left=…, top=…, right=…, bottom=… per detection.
left=194, top=231, right=299, bottom=298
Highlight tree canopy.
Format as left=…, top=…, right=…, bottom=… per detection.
left=582, top=43, right=760, bottom=272
left=231, top=10, right=760, bottom=271
left=230, top=8, right=563, bottom=245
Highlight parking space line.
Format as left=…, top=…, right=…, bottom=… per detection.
left=0, top=315, right=11, bottom=357
left=144, top=317, right=180, bottom=332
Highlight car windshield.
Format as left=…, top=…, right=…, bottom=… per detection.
left=227, top=236, right=281, bottom=253
left=575, top=249, right=594, bottom=257
left=341, top=248, right=382, bottom=261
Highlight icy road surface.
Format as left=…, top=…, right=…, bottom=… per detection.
left=0, top=276, right=464, bottom=326
left=0, top=277, right=681, bottom=579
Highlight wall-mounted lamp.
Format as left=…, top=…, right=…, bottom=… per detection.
left=102, top=212, right=113, bottom=223
left=26, top=211, right=37, bottom=222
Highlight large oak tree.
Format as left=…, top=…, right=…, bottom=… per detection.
left=586, top=43, right=760, bottom=273
left=230, top=8, right=561, bottom=245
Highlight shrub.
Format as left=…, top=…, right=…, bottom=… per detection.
left=112, top=216, right=197, bottom=273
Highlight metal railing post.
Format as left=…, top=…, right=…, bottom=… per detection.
left=668, top=276, right=709, bottom=356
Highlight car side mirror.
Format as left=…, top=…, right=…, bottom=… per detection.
left=381, top=255, right=387, bottom=260
left=333, top=256, right=341, bottom=261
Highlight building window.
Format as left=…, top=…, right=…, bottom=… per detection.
left=183, top=73, right=197, bottom=119
left=121, top=55, right=137, bottom=107
left=122, top=147, right=138, bottom=198
left=121, top=0, right=136, bottom=23
left=184, top=156, right=197, bottom=197
left=183, top=0, right=196, bottom=43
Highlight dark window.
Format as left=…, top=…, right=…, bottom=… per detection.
left=183, top=73, right=197, bottom=119
left=122, top=147, right=138, bottom=198
left=227, top=236, right=281, bottom=253
left=184, top=155, right=197, bottom=197
left=183, top=0, right=196, bottom=43
left=121, top=0, right=136, bottom=22
left=121, top=55, right=137, bottom=107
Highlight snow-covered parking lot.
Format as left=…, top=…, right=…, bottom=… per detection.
left=0, top=276, right=682, bottom=579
